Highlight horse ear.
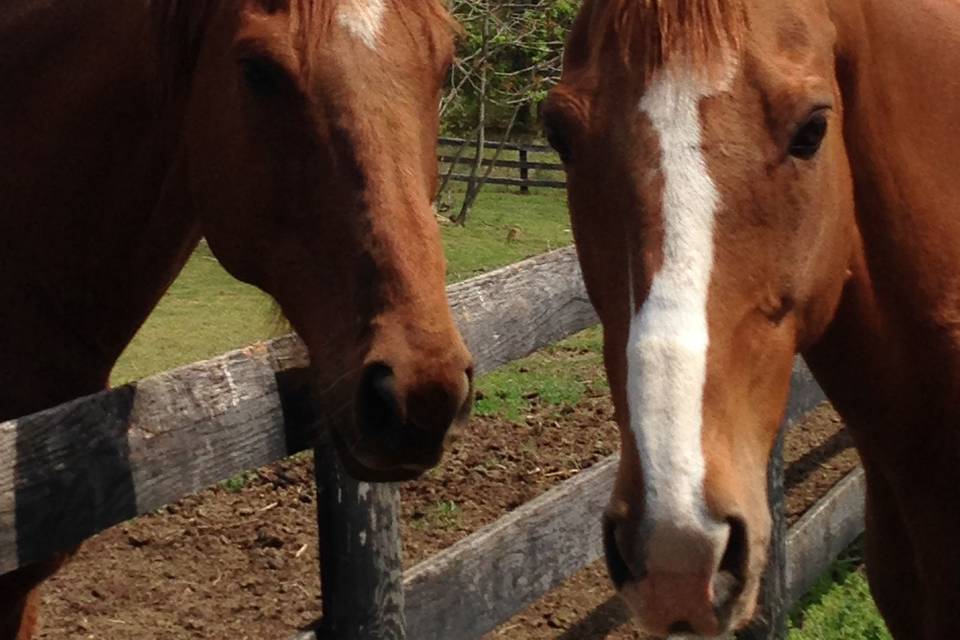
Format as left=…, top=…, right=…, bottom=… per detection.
left=561, top=0, right=598, bottom=73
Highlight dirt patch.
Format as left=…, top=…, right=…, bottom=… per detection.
left=783, top=406, right=858, bottom=526
left=37, top=389, right=856, bottom=640
left=401, top=391, right=619, bottom=565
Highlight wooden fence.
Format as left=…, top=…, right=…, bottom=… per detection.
left=438, top=137, right=566, bottom=192
left=0, top=247, right=865, bottom=639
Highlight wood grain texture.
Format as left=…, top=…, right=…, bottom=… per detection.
left=0, top=248, right=596, bottom=573
left=314, top=442, right=405, bottom=640
left=0, top=336, right=309, bottom=574
left=448, top=247, right=597, bottom=377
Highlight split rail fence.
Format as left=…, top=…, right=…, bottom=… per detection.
left=438, top=137, right=566, bottom=193
left=0, top=247, right=865, bottom=639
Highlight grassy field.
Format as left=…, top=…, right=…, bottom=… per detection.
left=112, top=181, right=885, bottom=638
left=441, top=188, right=572, bottom=282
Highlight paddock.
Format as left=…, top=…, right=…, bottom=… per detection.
left=0, top=249, right=866, bottom=639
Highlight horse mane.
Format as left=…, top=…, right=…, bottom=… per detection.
left=588, top=0, right=746, bottom=78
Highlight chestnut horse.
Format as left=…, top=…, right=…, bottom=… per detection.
left=0, top=0, right=472, bottom=637
left=544, top=0, right=960, bottom=637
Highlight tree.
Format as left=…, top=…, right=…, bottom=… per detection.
left=440, top=0, right=581, bottom=225
left=443, top=0, right=581, bottom=135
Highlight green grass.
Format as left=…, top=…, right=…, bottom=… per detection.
left=440, top=187, right=572, bottom=282
left=111, top=242, right=276, bottom=384
left=474, top=326, right=605, bottom=421
left=788, top=539, right=892, bottom=640
left=410, top=499, right=462, bottom=530
left=219, top=470, right=258, bottom=494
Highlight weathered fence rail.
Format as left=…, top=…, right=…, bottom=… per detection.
left=0, top=245, right=866, bottom=640
left=438, top=136, right=566, bottom=192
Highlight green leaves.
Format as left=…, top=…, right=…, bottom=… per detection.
left=444, top=0, right=583, bottom=134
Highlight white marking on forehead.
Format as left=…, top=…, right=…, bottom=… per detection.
left=626, top=59, right=737, bottom=570
left=337, top=0, right=387, bottom=50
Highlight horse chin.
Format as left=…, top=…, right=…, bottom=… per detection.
left=328, top=426, right=439, bottom=482
left=619, top=587, right=747, bottom=640
left=612, top=551, right=761, bottom=639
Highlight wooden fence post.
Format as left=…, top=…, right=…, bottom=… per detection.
left=314, top=441, right=406, bottom=640
left=518, top=147, right=530, bottom=194
left=736, top=426, right=788, bottom=640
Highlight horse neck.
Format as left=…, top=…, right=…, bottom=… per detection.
left=0, top=1, right=202, bottom=419
left=806, top=0, right=960, bottom=428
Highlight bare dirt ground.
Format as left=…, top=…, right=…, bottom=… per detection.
left=37, top=381, right=857, bottom=640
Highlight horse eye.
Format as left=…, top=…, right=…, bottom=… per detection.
left=545, top=122, right=573, bottom=164
left=789, top=110, right=829, bottom=160
left=240, top=56, right=288, bottom=98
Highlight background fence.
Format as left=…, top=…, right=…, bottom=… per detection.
left=438, top=136, right=566, bottom=193
left=0, top=247, right=865, bottom=639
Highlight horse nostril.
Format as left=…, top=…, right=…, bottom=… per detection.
left=714, top=515, right=749, bottom=615
left=719, top=516, right=748, bottom=580
left=357, top=363, right=402, bottom=433
left=668, top=621, right=695, bottom=635
left=603, top=516, right=635, bottom=589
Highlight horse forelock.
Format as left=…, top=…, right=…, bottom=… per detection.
left=151, top=0, right=455, bottom=92
left=577, top=0, right=746, bottom=79
left=150, top=0, right=332, bottom=78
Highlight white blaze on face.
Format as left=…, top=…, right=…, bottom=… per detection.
left=627, top=60, right=737, bottom=570
left=337, top=0, right=387, bottom=50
